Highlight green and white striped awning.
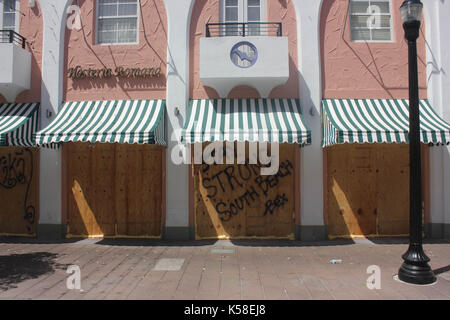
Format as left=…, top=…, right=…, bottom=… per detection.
left=322, top=99, right=450, bottom=147
left=0, top=102, right=39, bottom=147
left=35, top=100, right=166, bottom=145
left=184, top=99, right=311, bottom=145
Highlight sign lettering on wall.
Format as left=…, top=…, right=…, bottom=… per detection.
left=67, top=65, right=162, bottom=80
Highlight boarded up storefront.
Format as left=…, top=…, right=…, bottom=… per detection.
left=65, top=143, right=164, bottom=238
left=0, top=147, right=39, bottom=236
left=321, top=98, right=450, bottom=238
left=35, top=99, right=167, bottom=238
left=194, top=143, right=296, bottom=239
left=0, top=103, right=40, bottom=236
left=184, top=98, right=312, bottom=239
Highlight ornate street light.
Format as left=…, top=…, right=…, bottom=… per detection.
left=398, top=0, right=436, bottom=285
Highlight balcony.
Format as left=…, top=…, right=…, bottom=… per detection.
left=0, top=30, right=31, bottom=102
left=200, top=22, right=289, bottom=98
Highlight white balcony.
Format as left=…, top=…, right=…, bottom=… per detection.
left=200, top=23, right=289, bottom=98
left=0, top=31, right=31, bottom=102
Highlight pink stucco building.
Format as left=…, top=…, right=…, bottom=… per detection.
left=0, top=0, right=449, bottom=241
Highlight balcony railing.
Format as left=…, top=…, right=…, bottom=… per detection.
left=0, top=30, right=26, bottom=49
left=206, top=22, right=282, bottom=37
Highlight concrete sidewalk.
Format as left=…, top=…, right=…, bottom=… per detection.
left=0, top=237, right=449, bottom=300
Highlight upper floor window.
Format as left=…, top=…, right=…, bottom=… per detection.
left=349, top=0, right=393, bottom=42
left=221, top=0, right=266, bottom=36
left=0, top=0, right=19, bottom=32
left=96, top=0, right=139, bottom=45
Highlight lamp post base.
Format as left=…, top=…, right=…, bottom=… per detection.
left=398, top=244, right=437, bottom=285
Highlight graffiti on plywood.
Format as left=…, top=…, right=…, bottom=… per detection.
left=0, top=148, right=35, bottom=232
left=201, top=160, right=294, bottom=222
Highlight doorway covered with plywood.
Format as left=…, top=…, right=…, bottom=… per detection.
left=64, top=142, right=164, bottom=238
left=325, top=143, right=429, bottom=238
left=0, top=147, right=39, bottom=236
left=193, top=143, right=298, bottom=239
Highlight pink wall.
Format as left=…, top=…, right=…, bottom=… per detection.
left=189, top=0, right=299, bottom=99
left=64, top=0, right=167, bottom=101
left=321, top=0, right=427, bottom=99
left=0, top=0, right=43, bottom=103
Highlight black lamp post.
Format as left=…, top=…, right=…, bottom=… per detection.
left=398, top=0, right=436, bottom=285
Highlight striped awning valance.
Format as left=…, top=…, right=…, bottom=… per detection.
left=322, top=99, right=450, bottom=147
left=0, top=102, right=39, bottom=147
left=35, top=100, right=166, bottom=145
left=184, top=99, right=311, bottom=145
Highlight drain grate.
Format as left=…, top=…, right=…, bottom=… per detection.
left=153, top=258, right=185, bottom=271
left=211, top=249, right=235, bottom=254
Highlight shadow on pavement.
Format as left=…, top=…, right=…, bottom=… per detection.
left=0, top=237, right=80, bottom=244
left=91, top=238, right=359, bottom=247
left=89, top=237, right=450, bottom=247
left=0, top=252, right=68, bottom=291
left=0, top=236, right=448, bottom=248
left=434, top=264, right=450, bottom=275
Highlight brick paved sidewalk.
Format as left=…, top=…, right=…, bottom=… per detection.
left=0, top=237, right=449, bottom=300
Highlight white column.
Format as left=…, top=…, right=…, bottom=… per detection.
left=424, top=0, right=450, bottom=238
left=38, top=0, right=71, bottom=238
left=438, top=1, right=450, bottom=237
left=163, top=0, right=195, bottom=239
left=438, top=0, right=450, bottom=237
left=293, top=0, right=326, bottom=240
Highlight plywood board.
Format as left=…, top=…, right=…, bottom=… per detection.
left=0, top=147, right=39, bottom=236
left=66, top=142, right=163, bottom=238
left=375, top=144, right=409, bottom=235
left=194, top=143, right=296, bottom=239
left=327, top=143, right=413, bottom=238
left=327, top=144, right=377, bottom=236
